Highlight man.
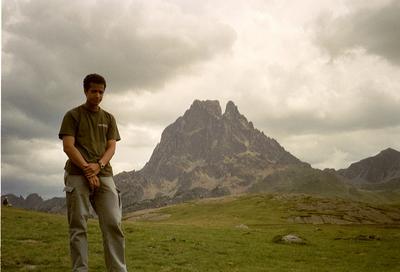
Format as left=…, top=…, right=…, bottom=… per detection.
left=2, top=196, right=11, bottom=207
left=59, top=73, right=127, bottom=272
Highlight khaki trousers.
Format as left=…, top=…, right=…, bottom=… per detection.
left=64, top=174, right=127, bottom=272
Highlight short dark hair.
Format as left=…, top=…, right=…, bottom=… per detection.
left=83, top=73, right=106, bottom=91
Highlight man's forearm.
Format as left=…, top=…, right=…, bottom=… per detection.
left=64, top=145, right=89, bottom=170
left=99, top=148, right=115, bottom=166
left=98, top=140, right=116, bottom=166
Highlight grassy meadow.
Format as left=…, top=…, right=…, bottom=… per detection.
left=2, top=194, right=400, bottom=271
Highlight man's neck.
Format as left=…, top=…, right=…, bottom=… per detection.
left=84, top=102, right=100, bottom=112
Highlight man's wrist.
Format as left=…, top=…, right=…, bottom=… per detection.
left=97, top=160, right=105, bottom=169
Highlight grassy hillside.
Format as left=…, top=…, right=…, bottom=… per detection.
left=2, top=194, right=400, bottom=271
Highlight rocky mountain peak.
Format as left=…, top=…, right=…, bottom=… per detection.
left=139, top=99, right=304, bottom=185
left=222, top=100, right=254, bottom=131
left=185, top=99, right=222, bottom=119
left=224, top=100, right=240, bottom=118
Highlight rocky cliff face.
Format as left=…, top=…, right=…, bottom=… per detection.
left=115, top=100, right=310, bottom=212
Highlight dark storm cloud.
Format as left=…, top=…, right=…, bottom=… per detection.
left=315, top=1, right=400, bottom=65
left=3, top=0, right=236, bottom=91
left=2, top=0, right=236, bottom=140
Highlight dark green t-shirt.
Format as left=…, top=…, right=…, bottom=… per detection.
left=59, top=104, right=121, bottom=176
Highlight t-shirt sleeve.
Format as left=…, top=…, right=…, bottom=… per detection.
left=58, top=111, right=78, bottom=139
left=107, top=114, right=121, bottom=141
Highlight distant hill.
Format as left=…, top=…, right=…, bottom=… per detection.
left=1, top=194, right=66, bottom=214
left=337, top=148, right=400, bottom=184
left=336, top=148, right=400, bottom=202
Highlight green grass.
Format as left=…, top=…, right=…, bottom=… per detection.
left=2, top=194, right=400, bottom=271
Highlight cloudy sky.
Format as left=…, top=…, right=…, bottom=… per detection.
left=2, top=0, right=400, bottom=199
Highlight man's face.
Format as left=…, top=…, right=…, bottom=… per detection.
left=85, top=83, right=105, bottom=107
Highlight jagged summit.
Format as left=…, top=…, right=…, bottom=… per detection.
left=185, top=99, right=222, bottom=119
left=183, top=99, right=248, bottom=122
left=224, top=100, right=240, bottom=118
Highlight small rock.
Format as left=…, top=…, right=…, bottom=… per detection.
left=282, top=234, right=306, bottom=244
left=273, top=234, right=307, bottom=244
left=235, top=224, right=249, bottom=229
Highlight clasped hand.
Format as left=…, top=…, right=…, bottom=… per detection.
left=84, top=163, right=101, bottom=191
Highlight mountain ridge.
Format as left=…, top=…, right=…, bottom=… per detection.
left=2, top=100, right=400, bottom=213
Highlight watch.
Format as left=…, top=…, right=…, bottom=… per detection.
left=98, top=161, right=105, bottom=169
